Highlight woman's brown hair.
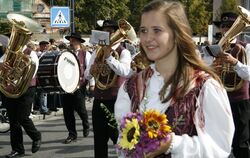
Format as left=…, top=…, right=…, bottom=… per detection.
left=140, top=0, right=221, bottom=103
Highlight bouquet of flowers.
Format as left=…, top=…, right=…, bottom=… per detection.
left=117, top=109, right=172, bottom=158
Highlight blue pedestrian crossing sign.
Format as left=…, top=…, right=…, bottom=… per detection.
left=50, top=7, right=70, bottom=28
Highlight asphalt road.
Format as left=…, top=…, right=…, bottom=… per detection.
left=0, top=102, right=118, bottom=158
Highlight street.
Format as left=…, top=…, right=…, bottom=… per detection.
left=0, top=102, right=118, bottom=158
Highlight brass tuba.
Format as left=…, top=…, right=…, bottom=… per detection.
left=214, top=6, right=250, bottom=92
left=92, top=19, right=137, bottom=90
left=0, top=13, right=42, bottom=98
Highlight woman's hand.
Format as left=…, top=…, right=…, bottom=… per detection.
left=144, top=133, right=173, bottom=158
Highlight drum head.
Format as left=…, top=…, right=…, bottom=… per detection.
left=57, top=51, right=80, bottom=93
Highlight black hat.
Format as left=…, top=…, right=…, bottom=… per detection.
left=213, top=32, right=222, bottom=40
left=213, top=12, right=238, bottom=27
left=97, top=20, right=119, bottom=31
left=65, top=32, right=85, bottom=43
left=39, top=41, right=49, bottom=45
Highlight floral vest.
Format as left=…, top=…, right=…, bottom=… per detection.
left=125, top=68, right=209, bottom=157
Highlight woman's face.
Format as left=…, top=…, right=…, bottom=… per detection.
left=139, top=10, right=176, bottom=62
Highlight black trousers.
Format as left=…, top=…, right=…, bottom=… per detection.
left=2, top=87, right=41, bottom=153
left=231, top=99, right=250, bottom=158
left=92, top=99, right=119, bottom=158
left=62, top=86, right=89, bottom=138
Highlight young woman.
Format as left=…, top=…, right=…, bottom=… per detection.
left=114, top=0, right=234, bottom=157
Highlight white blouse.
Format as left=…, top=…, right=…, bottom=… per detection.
left=114, top=64, right=235, bottom=158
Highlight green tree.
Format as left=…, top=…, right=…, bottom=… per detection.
left=74, top=0, right=130, bottom=33
left=43, top=0, right=130, bottom=34
left=0, top=21, right=11, bottom=35
left=127, top=0, right=151, bottom=32
left=188, top=0, right=212, bottom=36
left=220, top=0, right=239, bottom=13
left=213, top=0, right=240, bottom=21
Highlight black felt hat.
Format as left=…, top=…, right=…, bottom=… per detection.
left=213, top=32, right=222, bottom=40
left=213, top=12, right=238, bottom=27
left=65, top=32, right=85, bottom=43
left=96, top=20, right=119, bottom=31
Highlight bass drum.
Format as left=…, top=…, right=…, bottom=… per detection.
left=37, top=51, right=80, bottom=93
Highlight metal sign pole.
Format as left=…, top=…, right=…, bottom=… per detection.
left=69, top=0, right=75, bottom=33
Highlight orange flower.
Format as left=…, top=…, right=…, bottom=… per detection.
left=143, top=109, right=172, bottom=139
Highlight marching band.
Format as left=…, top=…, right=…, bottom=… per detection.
left=1, top=1, right=250, bottom=158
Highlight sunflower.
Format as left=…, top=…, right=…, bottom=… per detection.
left=143, top=109, right=172, bottom=139
left=119, top=118, right=141, bottom=150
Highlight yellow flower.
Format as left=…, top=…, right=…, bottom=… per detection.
left=119, top=118, right=140, bottom=150
left=143, top=109, right=172, bottom=139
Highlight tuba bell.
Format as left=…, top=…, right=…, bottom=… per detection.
left=92, top=19, right=137, bottom=90
left=214, top=6, right=250, bottom=92
left=0, top=13, right=42, bottom=98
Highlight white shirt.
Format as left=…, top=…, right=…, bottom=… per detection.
left=84, top=43, right=132, bottom=80
left=30, top=50, right=39, bottom=78
left=115, top=64, right=235, bottom=158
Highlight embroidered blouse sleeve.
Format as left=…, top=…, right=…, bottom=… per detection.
left=114, top=82, right=132, bottom=125
left=170, top=78, right=235, bottom=157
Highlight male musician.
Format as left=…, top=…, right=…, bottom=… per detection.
left=213, top=12, right=250, bottom=158
left=84, top=19, right=132, bottom=158
left=0, top=35, right=42, bottom=158
left=36, top=41, right=51, bottom=115
left=62, top=32, right=90, bottom=144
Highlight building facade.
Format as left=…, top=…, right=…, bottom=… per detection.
left=0, top=0, right=34, bottom=19
left=0, top=0, right=61, bottom=40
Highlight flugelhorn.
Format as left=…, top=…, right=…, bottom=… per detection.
left=92, top=19, right=137, bottom=90
left=214, top=6, right=250, bottom=92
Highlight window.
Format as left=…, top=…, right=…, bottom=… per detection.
left=13, top=0, right=21, bottom=11
left=21, top=0, right=33, bottom=11
left=0, top=0, right=13, bottom=12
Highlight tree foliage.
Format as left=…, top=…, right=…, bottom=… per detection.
left=74, top=0, right=130, bottom=33
left=220, top=0, right=240, bottom=13
left=42, top=0, right=238, bottom=36
left=0, top=21, right=11, bottom=35
left=188, top=0, right=212, bottom=36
